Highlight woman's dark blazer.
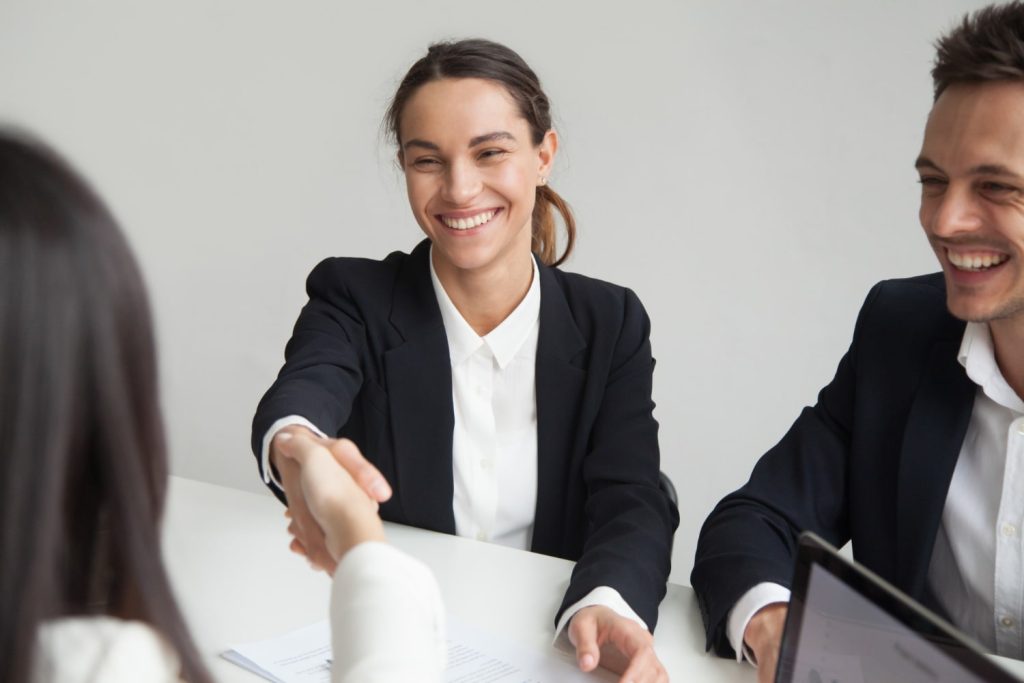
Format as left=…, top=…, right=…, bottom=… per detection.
left=251, top=239, right=679, bottom=629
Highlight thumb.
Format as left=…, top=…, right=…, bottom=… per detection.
left=329, top=438, right=392, bottom=502
left=568, top=612, right=600, bottom=672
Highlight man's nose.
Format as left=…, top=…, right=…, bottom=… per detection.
left=929, top=184, right=983, bottom=238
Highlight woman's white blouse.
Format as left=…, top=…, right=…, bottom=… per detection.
left=429, top=254, right=540, bottom=550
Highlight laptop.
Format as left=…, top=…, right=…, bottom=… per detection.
left=775, top=532, right=1022, bottom=683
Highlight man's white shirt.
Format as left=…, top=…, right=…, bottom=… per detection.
left=727, top=321, right=1024, bottom=662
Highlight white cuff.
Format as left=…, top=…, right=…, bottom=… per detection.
left=726, top=582, right=791, bottom=665
left=552, top=586, right=648, bottom=653
left=260, top=415, right=328, bottom=493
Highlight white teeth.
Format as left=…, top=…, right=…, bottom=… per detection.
left=948, top=249, right=1009, bottom=271
left=441, top=210, right=496, bottom=230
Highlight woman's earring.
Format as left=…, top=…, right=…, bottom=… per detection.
left=538, top=176, right=548, bottom=186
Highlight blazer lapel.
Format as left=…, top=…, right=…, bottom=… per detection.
left=384, top=241, right=456, bottom=534
left=896, top=336, right=974, bottom=599
left=532, top=265, right=587, bottom=555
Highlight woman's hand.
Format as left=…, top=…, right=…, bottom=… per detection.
left=271, top=427, right=391, bottom=571
left=568, top=605, right=668, bottom=683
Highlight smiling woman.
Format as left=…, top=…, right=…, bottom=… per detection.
left=251, top=39, right=678, bottom=683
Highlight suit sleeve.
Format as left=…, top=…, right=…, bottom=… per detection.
left=556, top=288, right=680, bottom=631
left=689, top=282, right=884, bottom=657
left=251, top=260, right=369, bottom=502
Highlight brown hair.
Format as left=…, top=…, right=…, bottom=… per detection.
left=0, top=130, right=212, bottom=683
left=384, top=39, right=576, bottom=266
left=932, top=1, right=1024, bottom=100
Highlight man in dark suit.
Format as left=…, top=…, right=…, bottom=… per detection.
left=692, top=4, right=1024, bottom=680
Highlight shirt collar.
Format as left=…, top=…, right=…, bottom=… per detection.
left=958, top=321, right=1024, bottom=413
left=429, top=249, right=541, bottom=369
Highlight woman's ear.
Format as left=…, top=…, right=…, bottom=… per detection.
left=537, top=129, right=558, bottom=181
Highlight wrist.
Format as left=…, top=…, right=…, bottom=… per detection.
left=321, top=504, right=385, bottom=562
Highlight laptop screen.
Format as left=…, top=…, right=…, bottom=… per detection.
left=775, top=533, right=1020, bottom=683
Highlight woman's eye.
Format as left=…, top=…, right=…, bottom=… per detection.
left=412, top=158, right=441, bottom=169
left=478, top=149, right=508, bottom=161
left=917, top=176, right=947, bottom=192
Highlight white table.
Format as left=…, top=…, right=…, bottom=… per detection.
left=162, top=476, right=748, bottom=681
left=163, top=476, right=1024, bottom=681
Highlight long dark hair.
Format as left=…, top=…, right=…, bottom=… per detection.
left=385, top=38, right=577, bottom=266
left=0, top=131, right=212, bottom=682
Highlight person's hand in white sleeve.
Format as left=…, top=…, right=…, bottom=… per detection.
left=273, top=430, right=389, bottom=565
left=568, top=605, right=667, bottom=683
left=276, top=430, right=447, bottom=683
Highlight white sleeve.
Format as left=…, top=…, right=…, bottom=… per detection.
left=726, top=582, right=791, bottom=665
left=259, top=415, right=328, bottom=492
left=551, top=585, right=648, bottom=652
left=330, top=542, right=446, bottom=683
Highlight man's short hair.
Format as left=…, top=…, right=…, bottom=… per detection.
left=933, top=1, right=1024, bottom=99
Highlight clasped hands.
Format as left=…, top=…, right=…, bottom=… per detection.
left=270, top=427, right=668, bottom=682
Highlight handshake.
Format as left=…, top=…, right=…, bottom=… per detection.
left=271, top=427, right=394, bottom=572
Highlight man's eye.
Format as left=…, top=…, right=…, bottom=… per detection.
left=981, top=181, right=1015, bottom=194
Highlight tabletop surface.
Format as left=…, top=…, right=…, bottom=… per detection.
left=161, top=475, right=1024, bottom=682
left=161, top=475, right=748, bottom=681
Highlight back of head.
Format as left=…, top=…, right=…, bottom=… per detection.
left=0, top=131, right=210, bottom=682
left=933, top=1, right=1024, bottom=98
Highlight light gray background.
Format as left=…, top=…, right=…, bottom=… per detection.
left=0, top=0, right=990, bottom=584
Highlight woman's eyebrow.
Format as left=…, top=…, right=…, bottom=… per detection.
left=469, top=131, right=515, bottom=147
left=403, top=131, right=516, bottom=151
left=403, top=139, right=439, bottom=151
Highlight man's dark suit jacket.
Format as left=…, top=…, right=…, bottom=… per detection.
left=691, top=272, right=974, bottom=657
left=252, top=239, right=679, bottom=629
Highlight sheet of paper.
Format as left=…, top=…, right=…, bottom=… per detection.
left=223, top=615, right=616, bottom=683
left=222, top=620, right=331, bottom=683
left=444, top=615, right=615, bottom=683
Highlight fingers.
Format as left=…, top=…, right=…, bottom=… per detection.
left=571, top=608, right=666, bottom=683
left=616, top=642, right=666, bottom=683
left=604, top=618, right=664, bottom=683
left=568, top=611, right=601, bottom=672
left=288, top=494, right=335, bottom=572
left=275, top=430, right=392, bottom=504
left=276, top=443, right=337, bottom=574
left=328, top=438, right=392, bottom=503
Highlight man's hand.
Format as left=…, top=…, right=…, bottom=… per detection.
left=568, top=605, right=667, bottom=683
left=743, top=603, right=788, bottom=683
left=271, top=427, right=391, bottom=572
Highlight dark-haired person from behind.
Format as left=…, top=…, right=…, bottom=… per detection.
left=692, top=4, right=1024, bottom=682
left=252, top=39, right=678, bottom=682
left=0, top=131, right=446, bottom=682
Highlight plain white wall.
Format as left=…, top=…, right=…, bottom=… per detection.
left=0, top=0, right=992, bottom=584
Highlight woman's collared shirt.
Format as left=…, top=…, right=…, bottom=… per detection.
left=428, top=251, right=540, bottom=551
